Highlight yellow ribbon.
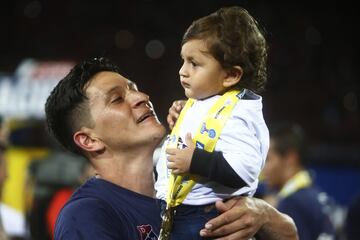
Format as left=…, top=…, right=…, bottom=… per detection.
left=278, top=170, right=312, bottom=198
left=166, top=90, right=241, bottom=207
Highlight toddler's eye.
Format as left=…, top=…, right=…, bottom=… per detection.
left=191, top=61, right=198, bottom=67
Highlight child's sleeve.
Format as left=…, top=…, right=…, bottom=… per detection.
left=189, top=101, right=269, bottom=189
left=189, top=148, right=248, bottom=188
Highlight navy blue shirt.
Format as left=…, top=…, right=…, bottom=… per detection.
left=277, top=186, right=336, bottom=240
left=55, top=177, right=161, bottom=240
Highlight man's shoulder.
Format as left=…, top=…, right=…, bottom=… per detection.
left=59, top=196, right=112, bottom=221
left=55, top=196, right=122, bottom=239
left=279, top=186, right=336, bottom=238
left=279, top=186, right=331, bottom=212
left=55, top=180, right=161, bottom=240
left=64, top=195, right=104, bottom=208
left=280, top=187, right=314, bottom=203
left=59, top=179, right=116, bottom=219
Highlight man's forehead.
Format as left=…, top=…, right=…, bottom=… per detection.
left=85, top=71, right=136, bottom=94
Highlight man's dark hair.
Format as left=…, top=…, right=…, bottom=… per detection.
left=270, top=121, right=308, bottom=165
left=45, top=57, right=121, bottom=155
left=182, top=6, right=268, bottom=94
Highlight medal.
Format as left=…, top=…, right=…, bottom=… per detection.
left=158, top=206, right=175, bottom=240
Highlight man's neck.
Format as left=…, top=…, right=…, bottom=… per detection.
left=94, top=150, right=156, bottom=198
left=283, top=165, right=304, bottom=184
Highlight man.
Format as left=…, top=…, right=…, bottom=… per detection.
left=262, top=122, right=336, bottom=240
left=345, top=193, right=360, bottom=240
left=45, top=57, right=297, bottom=239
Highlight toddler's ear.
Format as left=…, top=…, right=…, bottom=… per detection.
left=223, top=66, right=243, bottom=88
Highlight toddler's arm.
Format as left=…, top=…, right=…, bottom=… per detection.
left=167, top=100, right=266, bottom=190
left=167, top=100, right=186, bottom=130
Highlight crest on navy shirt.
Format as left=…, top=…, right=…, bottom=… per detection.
left=137, top=224, right=158, bottom=240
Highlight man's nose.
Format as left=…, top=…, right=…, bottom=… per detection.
left=128, top=90, right=150, bottom=108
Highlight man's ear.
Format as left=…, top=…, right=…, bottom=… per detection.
left=73, top=129, right=104, bottom=153
left=223, top=66, right=243, bottom=88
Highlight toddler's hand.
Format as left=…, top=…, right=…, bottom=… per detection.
left=167, top=100, right=186, bottom=130
left=166, top=133, right=195, bottom=174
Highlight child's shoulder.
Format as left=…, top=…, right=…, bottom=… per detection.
left=239, top=89, right=262, bottom=101
left=235, top=89, right=263, bottom=110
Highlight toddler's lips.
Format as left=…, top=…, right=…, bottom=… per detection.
left=181, top=81, right=190, bottom=88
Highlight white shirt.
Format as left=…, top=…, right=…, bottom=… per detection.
left=155, top=89, right=269, bottom=205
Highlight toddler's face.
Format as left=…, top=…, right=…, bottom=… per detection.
left=179, top=39, right=227, bottom=99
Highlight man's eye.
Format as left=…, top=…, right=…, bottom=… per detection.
left=111, top=97, right=123, bottom=103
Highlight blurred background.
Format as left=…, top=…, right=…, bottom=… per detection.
left=0, top=0, right=359, bottom=239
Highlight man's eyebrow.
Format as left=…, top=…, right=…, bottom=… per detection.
left=106, top=85, right=121, bottom=95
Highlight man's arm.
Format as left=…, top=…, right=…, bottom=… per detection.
left=200, top=197, right=298, bottom=240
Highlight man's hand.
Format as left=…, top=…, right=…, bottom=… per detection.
left=166, top=133, right=195, bottom=174
left=167, top=100, right=186, bottom=130
left=200, top=197, right=266, bottom=240
left=200, top=196, right=298, bottom=240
